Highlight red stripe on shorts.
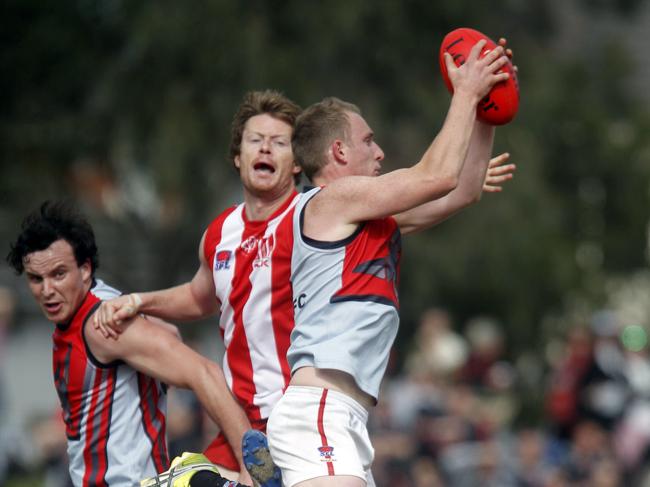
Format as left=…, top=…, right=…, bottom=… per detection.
left=317, top=389, right=335, bottom=476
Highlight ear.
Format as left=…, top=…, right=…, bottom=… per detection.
left=331, top=140, right=347, bottom=165
left=234, top=155, right=241, bottom=170
left=291, top=160, right=301, bottom=175
left=80, top=260, right=92, bottom=284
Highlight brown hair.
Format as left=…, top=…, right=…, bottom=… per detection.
left=229, top=90, right=302, bottom=184
left=292, top=97, right=361, bottom=182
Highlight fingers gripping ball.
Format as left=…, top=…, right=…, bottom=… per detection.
left=439, top=27, right=520, bottom=125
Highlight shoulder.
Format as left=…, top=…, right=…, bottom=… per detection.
left=206, top=204, right=242, bottom=232
left=91, top=279, right=121, bottom=301
left=202, top=203, right=242, bottom=263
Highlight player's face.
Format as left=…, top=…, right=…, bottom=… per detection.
left=343, top=112, right=385, bottom=177
left=23, top=239, right=92, bottom=324
left=235, top=114, right=299, bottom=198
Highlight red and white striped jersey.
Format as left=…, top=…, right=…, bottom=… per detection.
left=202, top=191, right=300, bottom=466
left=52, top=280, right=168, bottom=487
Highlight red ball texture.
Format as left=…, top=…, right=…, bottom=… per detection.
left=439, top=27, right=520, bottom=125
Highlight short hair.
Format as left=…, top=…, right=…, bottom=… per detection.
left=292, top=97, right=361, bottom=182
left=229, top=90, right=302, bottom=184
left=6, top=200, right=99, bottom=276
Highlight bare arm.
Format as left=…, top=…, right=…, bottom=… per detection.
left=85, top=313, right=253, bottom=484
left=304, top=41, right=510, bottom=241
left=393, top=120, right=496, bottom=235
left=94, top=230, right=219, bottom=337
left=394, top=38, right=517, bottom=235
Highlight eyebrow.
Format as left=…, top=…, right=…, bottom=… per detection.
left=246, top=131, right=290, bottom=139
left=26, top=264, right=67, bottom=278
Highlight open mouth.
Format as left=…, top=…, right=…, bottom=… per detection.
left=254, top=162, right=275, bottom=173
left=44, top=302, right=62, bottom=314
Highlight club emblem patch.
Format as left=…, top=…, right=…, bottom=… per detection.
left=318, top=445, right=335, bottom=462
left=214, top=250, right=232, bottom=270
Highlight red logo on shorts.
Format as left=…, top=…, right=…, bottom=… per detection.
left=317, top=445, right=335, bottom=462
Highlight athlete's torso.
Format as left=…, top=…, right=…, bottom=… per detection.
left=288, top=186, right=402, bottom=401
left=52, top=279, right=168, bottom=487
left=203, top=191, right=299, bottom=422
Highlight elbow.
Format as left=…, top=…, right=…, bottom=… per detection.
left=434, top=174, right=460, bottom=197
left=458, top=189, right=482, bottom=210
left=201, top=359, right=228, bottom=388
left=169, top=324, right=182, bottom=341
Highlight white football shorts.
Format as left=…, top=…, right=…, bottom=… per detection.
left=267, top=386, right=376, bottom=487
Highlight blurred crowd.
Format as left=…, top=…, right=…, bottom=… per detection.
left=370, top=308, right=650, bottom=487
left=3, top=302, right=650, bottom=486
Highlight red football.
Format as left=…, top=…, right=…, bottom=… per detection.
left=439, top=27, right=520, bottom=125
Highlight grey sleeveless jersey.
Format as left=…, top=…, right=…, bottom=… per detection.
left=54, top=279, right=168, bottom=486
left=288, top=187, right=402, bottom=400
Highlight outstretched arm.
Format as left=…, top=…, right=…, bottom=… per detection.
left=85, top=313, right=253, bottom=484
left=394, top=120, right=497, bottom=234
left=304, top=41, right=510, bottom=241
left=392, top=37, right=517, bottom=235
left=94, top=230, right=219, bottom=338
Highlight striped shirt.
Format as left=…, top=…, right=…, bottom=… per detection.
left=52, top=280, right=168, bottom=486
left=203, top=191, right=299, bottom=467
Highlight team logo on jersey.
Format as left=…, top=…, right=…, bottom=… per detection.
left=253, top=235, right=274, bottom=268
left=240, top=236, right=258, bottom=254
left=318, top=445, right=335, bottom=462
left=238, top=235, right=275, bottom=266
left=214, top=250, right=232, bottom=270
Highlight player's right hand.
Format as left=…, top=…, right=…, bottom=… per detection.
left=93, top=293, right=142, bottom=339
left=444, top=39, right=509, bottom=103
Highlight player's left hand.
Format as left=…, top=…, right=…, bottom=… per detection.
left=497, top=37, right=518, bottom=75
left=483, top=152, right=515, bottom=193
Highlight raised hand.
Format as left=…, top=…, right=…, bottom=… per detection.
left=444, top=39, right=510, bottom=102
left=483, top=152, right=516, bottom=193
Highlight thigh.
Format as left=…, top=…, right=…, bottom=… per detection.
left=294, top=475, right=367, bottom=487
left=268, top=387, right=373, bottom=487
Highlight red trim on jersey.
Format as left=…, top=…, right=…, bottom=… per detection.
left=227, top=218, right=266, bottom=421
left=138, top=374, right=168, bottom=473
left=317, top=389, right=335, bottom=476
left=270, top=207, right=295, bottom=388
left=204, top=205, right=238, bottom=267
left=331, top=218, right=401, bottom=308
left=54, top=292, right=100, bottom=440
left=94, top=369, right=115, bottom=486
left=82, top=368, right=110, bottom=487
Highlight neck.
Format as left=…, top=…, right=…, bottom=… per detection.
left=312, top=160, right=341, bottom=187
left=243, top=187, right=295, bottom=221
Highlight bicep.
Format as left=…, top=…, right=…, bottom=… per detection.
left=393, top=190, right=465, bottom=235
left=316, top=167, right=454, bottom=229
left=109, top=315, right=204, bottom=388
left=141, top=315, right=181, bottom=339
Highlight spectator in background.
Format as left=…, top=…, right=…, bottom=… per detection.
left=404, top=308, right=468, bottom=383
left=460, top=316, right=508, bottom=391
left=545, top=326, right=595, bottom=441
